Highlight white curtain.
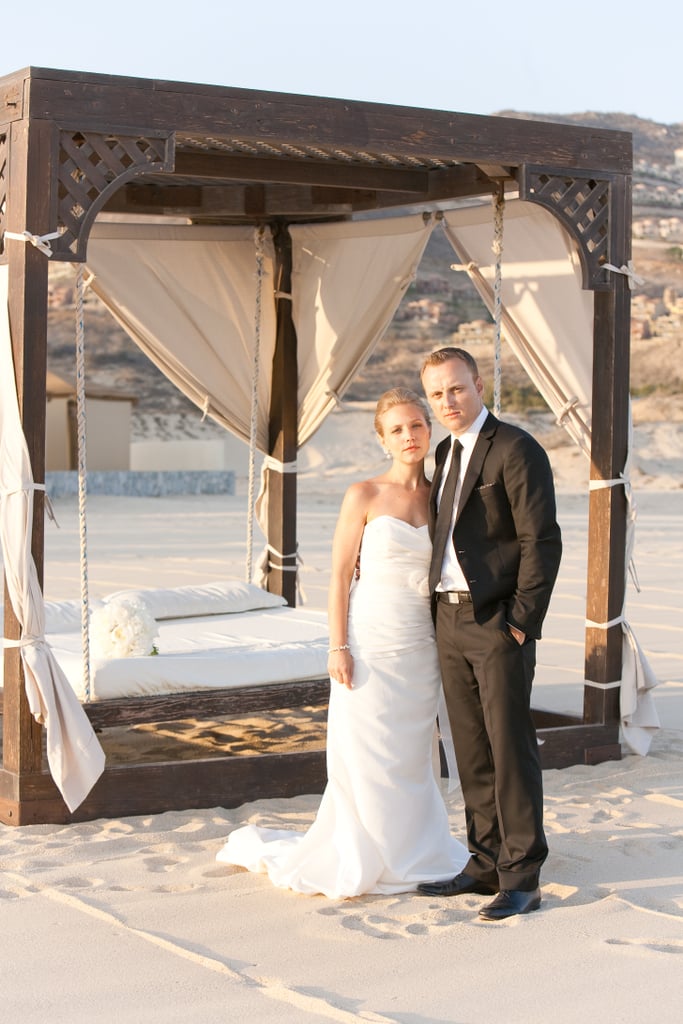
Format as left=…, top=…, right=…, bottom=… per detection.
left=443, top=200, right=593, bottom=454
left=0, top=264, right=105, bottom=811
left=86, top=215, right=434, bottom=451
left=442, top=199, right=659, bottom=754
left=86, top=215, right=435, bottom=583
left=86, top=223, right=278, bottom=450
left=291, top=215, right=435, bottom=444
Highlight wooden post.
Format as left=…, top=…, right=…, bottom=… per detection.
left=265, top=223, right=298, bottom=606
left=583, top=174, right=632, bottom=729
left=2, top=116, right=54, bottom=776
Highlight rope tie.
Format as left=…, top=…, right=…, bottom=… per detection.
left=266, top=545, right=306, bottom=604
left=556, top=396, right=580, bottom=425
left=262, top=455, right=297, bottom=473
left=75, top=264, right=92, bottom=701
left=325, top=389, right=344, bottom=407
left=0, top=482, right=46, bottom=495
left=3, top=229, right=61, bottom=257
left=584, top=680, right=622, bottom=689
left=603, top=260, right=645, bottom=290
left=266, top=542, right=300, bottom=568
left=450, top=261, right=478, bottom=273
left=246, top=226, right=266, bottom=584
left=3, top=635, right=45, bottom=648
left=589, top=476, right=627, bottom=490
left=491, top=187, right=505, bottom=417
left=2, top=475, right=58, bottom=524
left=588, top=471, right=640, bottom=592
left=585, top=615, right=624, bottom=630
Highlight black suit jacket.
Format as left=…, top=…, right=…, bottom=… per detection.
left=429, top=412, right=562, bottom=639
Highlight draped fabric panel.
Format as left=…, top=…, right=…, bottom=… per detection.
left=291, top=215, right=436, bottom=444
left=442, top=200, right=594, bottom=454
left=442, top=199, right=658, bottom=754
left=87, top=215, right=435, bottom=451
left=86, top=224, right=278, bottom=451
left=86, top=215, right=435, bottom=582
left=0, top=265, right=105, bottom=811
left=253, top=213, right=435, bottom=574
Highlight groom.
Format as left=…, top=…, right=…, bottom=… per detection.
left=418, top=347, right=562, bottom=920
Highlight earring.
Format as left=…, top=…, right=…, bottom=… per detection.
left=383, top=447, right=391, bottom=459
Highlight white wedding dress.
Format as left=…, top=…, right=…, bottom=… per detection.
left=216, top=515, right=467, bottom=897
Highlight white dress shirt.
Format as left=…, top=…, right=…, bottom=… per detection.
left=435, top=405, right=489, bottom=592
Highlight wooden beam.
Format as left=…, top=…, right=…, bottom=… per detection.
left=84, top=679, right=329, bottom=729
left=0, top=750, right=328, bottom=825
left=265, top=224, right=298, bottom=606
left=22, top=67, right=632, bottom=174
left=103, top=181, right=360, bottom=219
left=583, top=174, right=632, bottom=728
left=174, top=150, right=431, bottom=192
left=2, top=116, right=53, bottom=774
left=102, top=163, right=494, bottom=222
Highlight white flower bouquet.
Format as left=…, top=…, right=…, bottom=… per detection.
left=90, top=596, right=159, bottom=660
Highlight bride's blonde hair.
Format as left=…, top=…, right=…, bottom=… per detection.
left=374, top=387, right=431, bottom=437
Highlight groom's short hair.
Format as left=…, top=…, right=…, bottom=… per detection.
left=420, top=346, right=480, bottom=381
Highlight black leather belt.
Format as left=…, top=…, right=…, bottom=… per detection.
left=437, top=591, right=472, bottom=604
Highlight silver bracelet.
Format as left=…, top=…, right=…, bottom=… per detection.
left=328, top=644, right=351, bottom=653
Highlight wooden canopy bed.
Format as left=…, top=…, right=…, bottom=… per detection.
left=0, top=66, right=633, bottom=824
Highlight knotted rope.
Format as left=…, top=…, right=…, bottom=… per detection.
left=75, top=265, right=92, bottom=701
left=246, top=226, right=266, bottom=583
left=491, top=186, right=505, bottom=417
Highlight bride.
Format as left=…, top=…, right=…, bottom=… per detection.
left=216, top=387, right=467, bottom=897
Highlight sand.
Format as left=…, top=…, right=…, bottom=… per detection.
left=1, top=406, right=682, bottom=1022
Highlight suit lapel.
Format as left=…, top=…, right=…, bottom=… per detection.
left=455, top=413, right=497, bottom=523
left=429, top=439, right=449, bottom=538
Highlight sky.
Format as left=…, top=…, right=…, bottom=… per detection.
left=2, top=1, right=679, bottom=125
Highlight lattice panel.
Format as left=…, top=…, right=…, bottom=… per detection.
left=0, top=129, right=8, bottom=260
left=520, top=168, right=612, bottom=289
left=55, top=130, right=174, bottom=259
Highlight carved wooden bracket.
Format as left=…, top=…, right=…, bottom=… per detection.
left=518, top=165, right=619, bottom=291
left=52, top=129, right=175, bottom=260
left=1, top=127, right=175, bottom=262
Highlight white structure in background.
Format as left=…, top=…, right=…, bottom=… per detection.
left=130, top=433, right=257, bottom=476
left=46, top=370, right=135, bottom=471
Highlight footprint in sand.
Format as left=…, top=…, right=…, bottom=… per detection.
left=57, top=876, right=102, bottom=889
left=590, top=808, right=614, bottom=823
left=143, top=855, right=181, bottom=873
left=606, top=937, right=683, bottom=955
left=316, top=902, right=462, bottom=938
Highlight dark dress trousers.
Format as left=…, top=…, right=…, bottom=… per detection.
left=429, top=412, right=562, bottom=891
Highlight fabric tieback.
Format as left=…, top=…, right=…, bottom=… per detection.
left=429, top=439, right=462, bottom=593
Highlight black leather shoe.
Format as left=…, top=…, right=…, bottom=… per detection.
left=478, top=888, right=541, bottom=920
left=417, top=872, right=498, bottom=897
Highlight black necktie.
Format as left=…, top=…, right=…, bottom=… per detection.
left=429, top=439, right=463, bottom=593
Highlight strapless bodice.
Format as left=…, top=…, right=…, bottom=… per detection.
left=353, top=515, right=431, bottom=595
left=348, top=514, right=434, bottom=656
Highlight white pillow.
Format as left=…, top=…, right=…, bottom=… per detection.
left=44, top=598, right=105, bottom=634
left=104, top=580, right=287, bottom=620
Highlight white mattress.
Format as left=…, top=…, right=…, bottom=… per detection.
left=2, top=582, right=330, bottom=703
left=50, top=607, right=330, bottom=702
